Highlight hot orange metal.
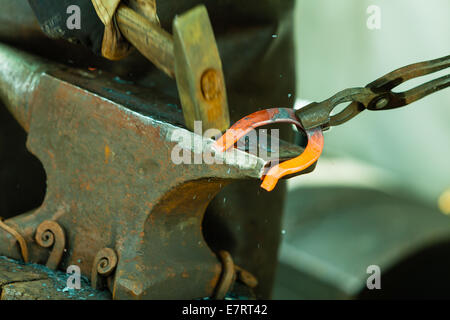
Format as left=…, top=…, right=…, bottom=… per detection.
left=215, top=108, right=324, bottom=191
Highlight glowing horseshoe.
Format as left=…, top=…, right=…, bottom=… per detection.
left=215, top=108, right=324, bottom=191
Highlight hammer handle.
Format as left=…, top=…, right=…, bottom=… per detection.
left=116, top=4, right=175, bottom=78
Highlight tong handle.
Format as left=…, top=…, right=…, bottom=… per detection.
left=366, top=54, right=450, bottom=111
left=368, top=54, right=450, bottom=92
left=297, top=54, right=450, bottom=130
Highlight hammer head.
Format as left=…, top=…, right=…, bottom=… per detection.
left=173, top=5, right=230, bottom=132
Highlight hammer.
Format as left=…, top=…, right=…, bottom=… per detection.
left=116, top=4, right=230, bottom=132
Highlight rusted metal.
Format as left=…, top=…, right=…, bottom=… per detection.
left=215, top=108, right=324, bottom=192
left=173, top=5, right=230, bottom=132
left=201, top=69, right=222, bottom=102
left=0, top=0, right=298, bottom=300
left=91, top=248, right=118, bottom=290
left=213, top=252, right=259, bottom=298
left=0, top=43, right=306, bottom=299
left=235, top=265, right=258, bottom=289
left=0, top=218, right=28, bottom=263
left=213, top=250, right=236, bottom=300
left=296, top=54, right=450, bottom=130
left=35, top=220, right=65, bottom=270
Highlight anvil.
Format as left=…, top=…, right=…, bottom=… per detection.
left=0, top=43, right=311, bottom=299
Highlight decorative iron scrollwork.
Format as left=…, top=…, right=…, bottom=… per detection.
left=91, top=247, right=118, bottom=290
left=0, top=218, right=29, bottom=263
left=35, top=220, right=66, bottom=270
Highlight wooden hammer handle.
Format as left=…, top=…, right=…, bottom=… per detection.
left=116, top=4, right=175, bottom=78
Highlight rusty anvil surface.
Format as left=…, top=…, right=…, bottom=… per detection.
left=0, top=43, right=308, bottom=299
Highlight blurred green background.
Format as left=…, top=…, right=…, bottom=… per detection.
left=293, top=0, right=449, bottom=206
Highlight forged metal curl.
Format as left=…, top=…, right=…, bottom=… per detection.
left=213, top=250, right=236, bottom=300
left=91, top=247, right=118, bottom=290
left=35, top=220, right=66, bottom=270
left=0, top=218, right=29, bottom=263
